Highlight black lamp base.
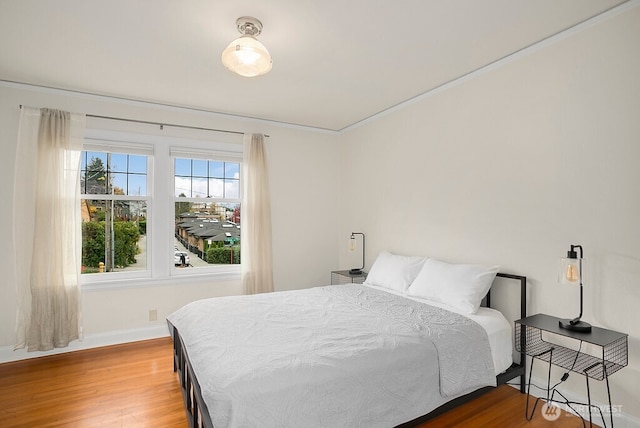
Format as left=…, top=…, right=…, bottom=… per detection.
left=349, top=268, right=363, bottom=275
left=559, top=319, right=592, bottom=333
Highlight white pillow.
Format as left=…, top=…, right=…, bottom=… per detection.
left=407, top=258, right=499, bottom=314
left=363, top=251, right=426, bottom=292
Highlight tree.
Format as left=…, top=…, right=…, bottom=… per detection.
left=82, top=155, right=118, bottom=270
left=83, top=157, right=108, bottom=196
left=113, top=221, right=140, bottom=266
left=175, top=193, right=190, bottom=219
left=81, top=220, right=140, bottom=270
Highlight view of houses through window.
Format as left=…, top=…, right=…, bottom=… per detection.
left=174, top=158, right=241, bottom=268
left=80, top=149, right=242, bottom=278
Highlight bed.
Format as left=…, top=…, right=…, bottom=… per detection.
left=167, top=254, right=527, bottom=428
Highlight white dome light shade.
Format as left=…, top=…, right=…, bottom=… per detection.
left=221, top=35, right=272, bottom=77
left=221, top=16, right=272, bottom=77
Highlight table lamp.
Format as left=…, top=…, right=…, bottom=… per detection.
left=348, top=232, right=365, bottom=275
left=558, top=244, right=591, bottom=332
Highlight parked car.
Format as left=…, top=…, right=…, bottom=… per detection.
left=174, top=251, right=190, bottom=266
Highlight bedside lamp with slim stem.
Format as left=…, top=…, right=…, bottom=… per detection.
left=348, top=232, right=365, bottom=275
left=558, top=244, right=592, bottom=332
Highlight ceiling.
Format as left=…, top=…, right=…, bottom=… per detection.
left=0, top=0, right=630, bottom=132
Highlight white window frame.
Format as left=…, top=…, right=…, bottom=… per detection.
left=80, top=138, right=154, bottom=286
left=170, top=147, right=243, bottom=278
left=81, top=128, right=243, bottom=289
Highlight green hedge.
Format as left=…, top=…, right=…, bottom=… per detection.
left=82, top=220, right=140, bottom=269
left=205, top=246, right=240, bottom=264
left=115, top=221, right=140, bottom=266
left=138, top=220, right=146, bottom=235
left=82, top=221, right=105, bottom=267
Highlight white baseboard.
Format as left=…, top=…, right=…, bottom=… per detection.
left=0, top=324, right=170, bottom=364
left=512, top=376, right=640, bottom=428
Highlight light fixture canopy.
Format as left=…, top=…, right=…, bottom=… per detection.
left=558, top=244, right=591, bottom=332
left=221, top=16, right=272, bottom=77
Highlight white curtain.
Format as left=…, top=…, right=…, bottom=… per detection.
left=241, top=133, right=274, bottom=295
left=13, top=107, right=86, bottom=351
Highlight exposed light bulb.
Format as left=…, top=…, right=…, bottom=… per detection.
left=565, top=264, right=579, bottom=283
left=349, top=236, right=356, bottom=252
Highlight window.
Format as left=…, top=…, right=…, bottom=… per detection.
left=173, top=157, right=241, bottom=268
left=80, top=149, right=149, bottom=275
left=80, top=130, right=243, bottom=287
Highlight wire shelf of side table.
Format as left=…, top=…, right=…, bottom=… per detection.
left=515, top=324, right=627, bottom=381
left=515, top=314, right=628, bottom=427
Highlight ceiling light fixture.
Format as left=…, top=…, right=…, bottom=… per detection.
left=221, top=16, right=272, bottom=77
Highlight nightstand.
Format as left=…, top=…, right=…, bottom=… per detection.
left=331, top=270, right=367, bottom=285
left=515, top=314, right=628, bottom=427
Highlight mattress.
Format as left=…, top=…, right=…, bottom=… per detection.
left=364, top=283, right=514, bottom=375
left=167, top=284, right=512, bottom=428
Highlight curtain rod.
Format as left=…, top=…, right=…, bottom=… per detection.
left=19, top=105, right=269, bottom=137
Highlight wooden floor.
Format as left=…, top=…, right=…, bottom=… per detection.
left=0, top=337, right=592, bottom=427
left=423, top=384, right=592, bottom=428
left=0, top=338, right=185, bottom=427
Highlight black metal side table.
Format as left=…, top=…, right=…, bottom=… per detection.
left=515, top=314, right=628, bottom=427
left=331, top=270, right=367, bottom=285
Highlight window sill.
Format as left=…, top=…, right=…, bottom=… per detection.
left=82, top=269, right=241, bottom=291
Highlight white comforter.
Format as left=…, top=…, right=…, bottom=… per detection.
left=167, top=284, right=497, bottom=428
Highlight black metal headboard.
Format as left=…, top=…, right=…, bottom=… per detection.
left=486, top=272, right=527, bottom=393
left=486, top=272, right=527, bottom=321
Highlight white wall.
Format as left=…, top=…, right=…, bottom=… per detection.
left=0, top=83, right=341, bottom=356
left=339, top=6, right=640, bottom=422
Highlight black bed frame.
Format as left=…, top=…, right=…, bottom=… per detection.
left=168, top=272, right=527, bottom=428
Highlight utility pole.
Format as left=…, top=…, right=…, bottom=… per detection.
left=104, top=152, right=114, bottom=271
